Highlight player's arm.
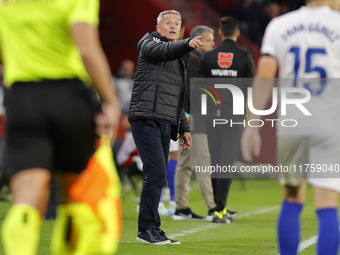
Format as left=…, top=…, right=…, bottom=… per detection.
left=246, top=55, right=278, bottom=121
left=71, top=23, right=120, bottom=137
left=71, top=23, right=114, bottom=103
left=241, top=55, right=278, bottom=162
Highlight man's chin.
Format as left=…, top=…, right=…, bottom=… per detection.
left=166, top=34, right=178, bottom=41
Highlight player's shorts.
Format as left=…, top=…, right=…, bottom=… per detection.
left=4, top=79, right=100, bottom=180
left=278, top=136, right=340, bottom=192
left=169, top=139, right=178, bottom=152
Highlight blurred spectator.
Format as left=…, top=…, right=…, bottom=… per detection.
left=115, top=59, right=135, bottom=79
left=263, top=2, right=281, bottom=20
left=258, top=2, right=282, bottom=43
left=206, top=0, right=238, bottom=15
left=113, top=59, right=135, bottom=112
left=173, top=25, right=216, bottom=221
left=115, top=125, right=143, bottom=211
left=116, top=129, right=143, bottom=188
left=274, top=0, right=304, bottom=12
left=178, top=18, right=186, bottom=40
left=228, top=0, right=266, bottom=46
left=206, top=0, right=305, bottom=46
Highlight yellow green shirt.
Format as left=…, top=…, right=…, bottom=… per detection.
left=0, top=0, right=99, bottom=85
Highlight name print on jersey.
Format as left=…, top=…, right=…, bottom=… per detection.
left=281, top=23, right=340, bottom=42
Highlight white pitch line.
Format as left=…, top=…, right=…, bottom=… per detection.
left=298, top=236, right=318, bottom=252
left=277, top=236, right=318, bottom=255
left=182, top=230, right=200, bottom=234
left=285, top=226, right=340, bottom=253
left=167, top=206, right=279, bottom=240
left=168, top=224, right=216, bottom=239
left=237, top=206, right=279, bottom=219
left=120, top=206, right=279, bottom=243
left=278, top=225, right=340, bottom=254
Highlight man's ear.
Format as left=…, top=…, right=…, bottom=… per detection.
left=218, top=28, right=223, bottom=38
left=156, top=25, right=160, bottom=33
left=237, top=29, right=240, bottom=38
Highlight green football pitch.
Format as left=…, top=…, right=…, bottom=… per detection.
left=0, top=179, right=325, bottom=254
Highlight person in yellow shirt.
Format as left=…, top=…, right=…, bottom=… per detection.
left=0, top=0, right=120, bottom=254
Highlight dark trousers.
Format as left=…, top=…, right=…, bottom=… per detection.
left=206, top=123, right=243, bottom=211
left=130, top=119, right=171, bottom=232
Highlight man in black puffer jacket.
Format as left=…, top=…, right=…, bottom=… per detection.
left=128, top=10, right=204, bottom=245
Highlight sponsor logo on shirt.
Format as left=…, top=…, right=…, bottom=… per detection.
left=217, top=52, right=234, bottom=68
left=211, top=53, right=238, bottom=77
left=153, top=37, right=161, bottom=43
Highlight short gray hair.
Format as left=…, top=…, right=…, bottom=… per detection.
left=157, top=10, right=181, bottom=25
left=190, top=25, right=214, bottom=38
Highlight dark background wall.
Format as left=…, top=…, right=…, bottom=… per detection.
left=99, top=0, right=180, bottom=73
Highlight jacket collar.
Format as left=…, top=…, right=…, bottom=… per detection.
left=150, top=31, right=169, bottom=42
left=222, top=39, right=237, bottom=45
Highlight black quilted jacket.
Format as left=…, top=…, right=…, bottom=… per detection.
left=128, top=31, right=193, bottom=139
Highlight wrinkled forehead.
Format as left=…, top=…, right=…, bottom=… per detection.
left=161, top=14, right=181, bottom=23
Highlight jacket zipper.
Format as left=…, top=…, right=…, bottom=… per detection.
left=176, top=58, right=186, bottom=127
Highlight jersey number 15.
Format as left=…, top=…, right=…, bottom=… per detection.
left=290, top=47, right=327, bottom=95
